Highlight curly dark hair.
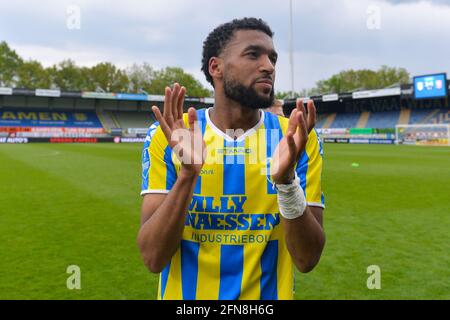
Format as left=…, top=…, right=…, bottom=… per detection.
left=201, top=17, right=274, bottom=88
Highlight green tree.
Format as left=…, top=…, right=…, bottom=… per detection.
left=275, top=88, right=319, bottom=99
left=149, top=67, right=212, bottom=97
left=87, top=62, right=129, bottom=92
left=275, top=91, right=301, bottom=99
left=0, top=41, right=23, bottom=86
left=16, top=60, right=51, bottom=89
left=126, top=63, right=155, bottom=93
left=315, top=66, right=410, bottom=94
left=0, top=41, right=214, bottom=96
left=377, top=65, right=409, bottom=88
left=48, top=59, right=90, bottom=91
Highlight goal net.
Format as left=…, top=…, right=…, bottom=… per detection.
left=395, top=124, right=450, bottom=146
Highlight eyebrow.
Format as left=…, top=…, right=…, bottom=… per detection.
left=242, top=45, right=278, bottom=60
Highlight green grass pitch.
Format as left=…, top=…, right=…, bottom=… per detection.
left=0, top=143, right=448, bottom=299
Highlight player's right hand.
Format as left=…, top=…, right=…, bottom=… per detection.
left=151, top=83, right=206, bottom=177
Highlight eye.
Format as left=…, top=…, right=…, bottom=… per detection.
left=247, top=51, right=258, bottom=58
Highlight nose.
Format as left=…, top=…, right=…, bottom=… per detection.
left=259, top=54, right=275, bottom=74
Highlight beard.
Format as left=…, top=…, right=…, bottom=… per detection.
left=223, top=74, right=275, bottom=110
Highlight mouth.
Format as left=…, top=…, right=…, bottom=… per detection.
left=256, top=78, right=273, bottom=86
left=255, top=78, right=273, bottom=91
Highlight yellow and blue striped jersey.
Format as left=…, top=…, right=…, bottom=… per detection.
left=141, top=108, right=324, bottom=300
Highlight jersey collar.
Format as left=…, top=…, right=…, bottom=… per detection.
left=205, top=107, right=265, bottom=143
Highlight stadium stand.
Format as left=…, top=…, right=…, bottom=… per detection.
left=435, top=109, right=450, bottom=124
left=355, top=111, right=370, bottom=128
left=409, top=109, right=450, bottom=124
left=409, top=109, right=438, bottom=124
left=0, top=108, right=108, bottom=137
left=398, top=109, right=411, bottom=125
left=365, top=111, right=400, bottom=128
left=327, top=112, right=361, bottom=128
left=315, top=109, right=450, bottom=129
left=96, top=110, right=118, bottom=131
left=112, top=111, right=155, bottom=130
left=320, top=113, right=337, bottom=129
left=0, top=79, right=448, bottom=143
left=315, top=113, right=329, bottom=128
left=0, top=109, right=103, bottom=128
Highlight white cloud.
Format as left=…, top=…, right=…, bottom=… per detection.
left=1, top=0, right=449, bottom=93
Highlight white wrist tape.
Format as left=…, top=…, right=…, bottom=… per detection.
left=275, top=175, right=306, bottom=219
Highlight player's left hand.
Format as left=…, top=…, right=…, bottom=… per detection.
left=270, top=99, right=316, bottom=184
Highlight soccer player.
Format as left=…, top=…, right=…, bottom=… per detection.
left=137, top=17, right=325, bottom=300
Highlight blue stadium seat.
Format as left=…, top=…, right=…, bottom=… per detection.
left=365, top=111, right=400, bottom=128
left=409, top=109, right=433, bottom=124
left=409, top=109, right=450, bottom=124
left=329, top=112, right=360, bottom=128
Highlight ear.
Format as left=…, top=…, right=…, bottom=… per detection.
left=208, top=57, right=223, bottom=82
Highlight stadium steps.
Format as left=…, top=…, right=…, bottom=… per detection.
left=96, top=111, right=111, bottom=132
left=398, top=109, right=411, bottom=125
left=315, top=113, right=328, bottom=128
left=99, top=111, right=120, bottom=130
left=322, top=113, right=337, bottom=129
left=356, top=111, right=370, bottom=128
left=110, top=112, right=121, bottom=128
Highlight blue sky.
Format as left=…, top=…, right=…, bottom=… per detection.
left=1, top=0, right=449, bottom=93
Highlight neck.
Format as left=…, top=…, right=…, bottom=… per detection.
left=209, top=92, right=261, bottom=138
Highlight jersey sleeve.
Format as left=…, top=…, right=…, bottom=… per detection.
left=140, top=122, right=178, bottom=196
left=295, top=128, right=325, bottom=208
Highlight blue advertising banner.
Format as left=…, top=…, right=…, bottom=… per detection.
left=116, top=93, right=148, bottom=101
left=0, top=109, right=103, bottom=128
left=368, top=139, right=395, bottom=144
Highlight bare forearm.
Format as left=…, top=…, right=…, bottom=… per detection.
left=138, top=171, right=198, bottom=272
left=282, top=207, right=325, bottom=273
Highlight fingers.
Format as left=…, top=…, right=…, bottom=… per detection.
left=187, top=107, right=198, bottom=131
left=306, top=100, right=317, bottom=133
left=286, top=132, right=297, bottom=156
left=296, top=111, right=308, bottom=146
left=295, top=98, right=315, bottom=137
left=152, top=105, right=171, bottom=138
left=163, top=87, right=174, bottom=127
left=296, top=98, right=305, bottom=111
left=162, top=83, right=187, bottom=128
left=171, top=83, right=181, bottom=120
left=296, top=99, right=307, bottom=122
left=287, top=108, right=298, bottom=137
left=177, top=86, right=186, bottom=119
